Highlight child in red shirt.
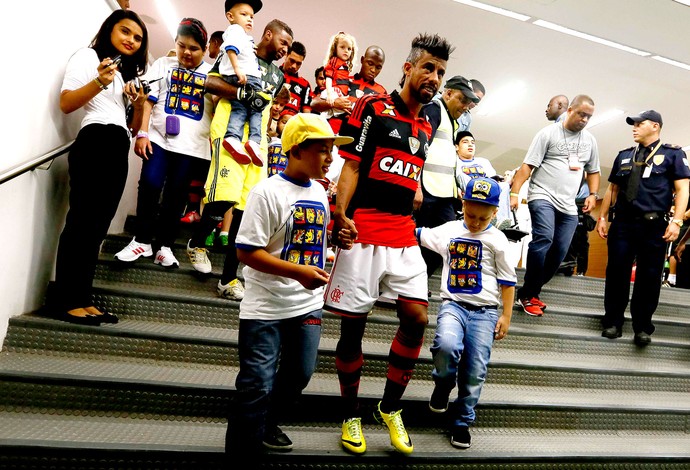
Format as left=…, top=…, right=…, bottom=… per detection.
left=322, top=32, right=356, bottom=115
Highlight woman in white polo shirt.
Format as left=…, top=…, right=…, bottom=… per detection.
left=48, top=9, right=149, bottom=326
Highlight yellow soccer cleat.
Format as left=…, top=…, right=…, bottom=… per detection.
left=376, top=401, right=413, bottom=454
left=341, top=417, right=366, bottom=454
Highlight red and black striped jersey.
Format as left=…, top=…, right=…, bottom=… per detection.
left=281, top=70, right=312, bottom=114
left=348, top=73, right=386, bottom=99
left=338, top=91, right=432, bottom=247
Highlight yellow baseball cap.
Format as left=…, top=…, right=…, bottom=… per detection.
left=281, top=113, right=354, bottom=155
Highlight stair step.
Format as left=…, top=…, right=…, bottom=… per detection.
left=1, top=352, right=689, bottom=430
left=6, top=316, right=690, bottom=393
left=0, top=411, right=688, bottom=469
left=87, top=273, right=690, bottom=345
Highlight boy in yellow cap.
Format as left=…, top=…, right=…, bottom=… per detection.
left=225, top=113, right=353, bottom=454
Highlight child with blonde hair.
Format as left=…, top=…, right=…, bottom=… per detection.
left=321, top=32, right=357, bottom=116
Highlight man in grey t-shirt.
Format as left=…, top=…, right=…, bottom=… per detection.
left=509, top=95, right=601, bottom=316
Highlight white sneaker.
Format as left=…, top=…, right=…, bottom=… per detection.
left=154, top=246, right=179, bottom=268
left=187, top=240, right=212, bottom=273
left=217, top=278, right=245, bottom=300
left=114, top=237, right=153, bottom=262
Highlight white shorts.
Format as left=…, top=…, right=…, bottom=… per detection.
left=324, top=243, right=428, bottom=317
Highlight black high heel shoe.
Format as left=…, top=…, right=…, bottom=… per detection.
left=85, top=306, right=119, bottom=324
left=53, top=308, right=103, bottom=326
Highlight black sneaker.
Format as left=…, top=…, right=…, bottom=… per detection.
left=262, top=426, right=293, bottom=451
left=429, top=386, right=450, bottom=413
left=450, top=426, right=471, bottom=449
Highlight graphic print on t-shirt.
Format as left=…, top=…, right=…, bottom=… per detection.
left=447, top=237, right=483, bottom=294
left=283, top=200, right=327, bottom=269
left=166, top=68, right=207, bottom=121
left=267, top=144, right=287, bottom=177
left=459, top=162, right=488, bottom=178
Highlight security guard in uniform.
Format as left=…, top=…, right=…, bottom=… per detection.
left=596, top=110, right=690, bottom=346
left=417, top=75, right=479, bottom=276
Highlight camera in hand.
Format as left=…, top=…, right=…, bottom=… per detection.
left=130, top=77, right=162, bottom=95
left=110, top=55, right=122, bottom=68
left=132, top=77, right=151, bottom=95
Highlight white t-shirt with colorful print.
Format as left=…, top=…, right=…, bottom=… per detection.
left=236, top=172, right=330, bottom=320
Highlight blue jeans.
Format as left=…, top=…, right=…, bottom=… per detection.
left=518, top=199, right=578, bottom=299
left=226, top=309, right=322, bottom=452
left=224, top=75, right=262, bottom=144
left=430, top=300, right=498, bottom=427
left=136, top=142, right=208, bottom=247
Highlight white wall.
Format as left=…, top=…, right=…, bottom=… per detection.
left=0, top=0, right=124, bottom=348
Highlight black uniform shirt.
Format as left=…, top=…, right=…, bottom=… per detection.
left=610, top=140, right=690, bottom=215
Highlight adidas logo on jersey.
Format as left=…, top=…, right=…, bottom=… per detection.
left=389, top=129, right=401, bottom=139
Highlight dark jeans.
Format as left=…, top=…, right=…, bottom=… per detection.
left=518, top=199, right=578, bottom=299
left=135, top=142, right=208, bottom=247
left=226, top=309, right=322, bottom=452
left=52, top=124, right=130, bottom=310
left=603, top=217, right=666, bottom=334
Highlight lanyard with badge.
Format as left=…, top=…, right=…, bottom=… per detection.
left=562, top=124, right=583, bottom=170
left=624, top=141, right=663, bottom=202
left=635, top=141, right=663, bottom=178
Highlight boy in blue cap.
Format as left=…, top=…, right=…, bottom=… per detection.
left=415, top=176, right=516, bottom=449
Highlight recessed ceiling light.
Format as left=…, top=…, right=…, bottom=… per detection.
left=155, top=0, right=179, bottom=40
left=651, top=55, right=690, bottom=71
left=587, top=109, right=625, bottom=129
left=533, top=20, right=651, bottom=57
left=452, top=0, right=531, bottom=21
left=475, top=80, right=527, bottom=117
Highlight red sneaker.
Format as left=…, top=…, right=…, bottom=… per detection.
left=244, top=140, right=264, bottom=167
left=222, top=137, right=251, bottom=165
left=519, top=298, right=544, bottom=317
left=180, top=211, right=201, bottom=223
left=532, top=297, right=547, bottom=310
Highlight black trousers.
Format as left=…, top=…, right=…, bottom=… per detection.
left=52, top=124, right=130, bottom=310
left=603, top=217, right=667, bottom=334
left=564, top=224, right=590, bottom=274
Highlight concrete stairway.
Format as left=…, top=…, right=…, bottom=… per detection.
left=0, top=231, right=689, bottom=469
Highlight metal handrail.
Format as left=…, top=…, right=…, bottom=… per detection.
left=0, top=141, right=73, bottom=186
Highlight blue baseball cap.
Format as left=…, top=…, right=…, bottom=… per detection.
left=626, top=110, right=663, bottom=128
left=462, top=177, right=500, bottom=207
